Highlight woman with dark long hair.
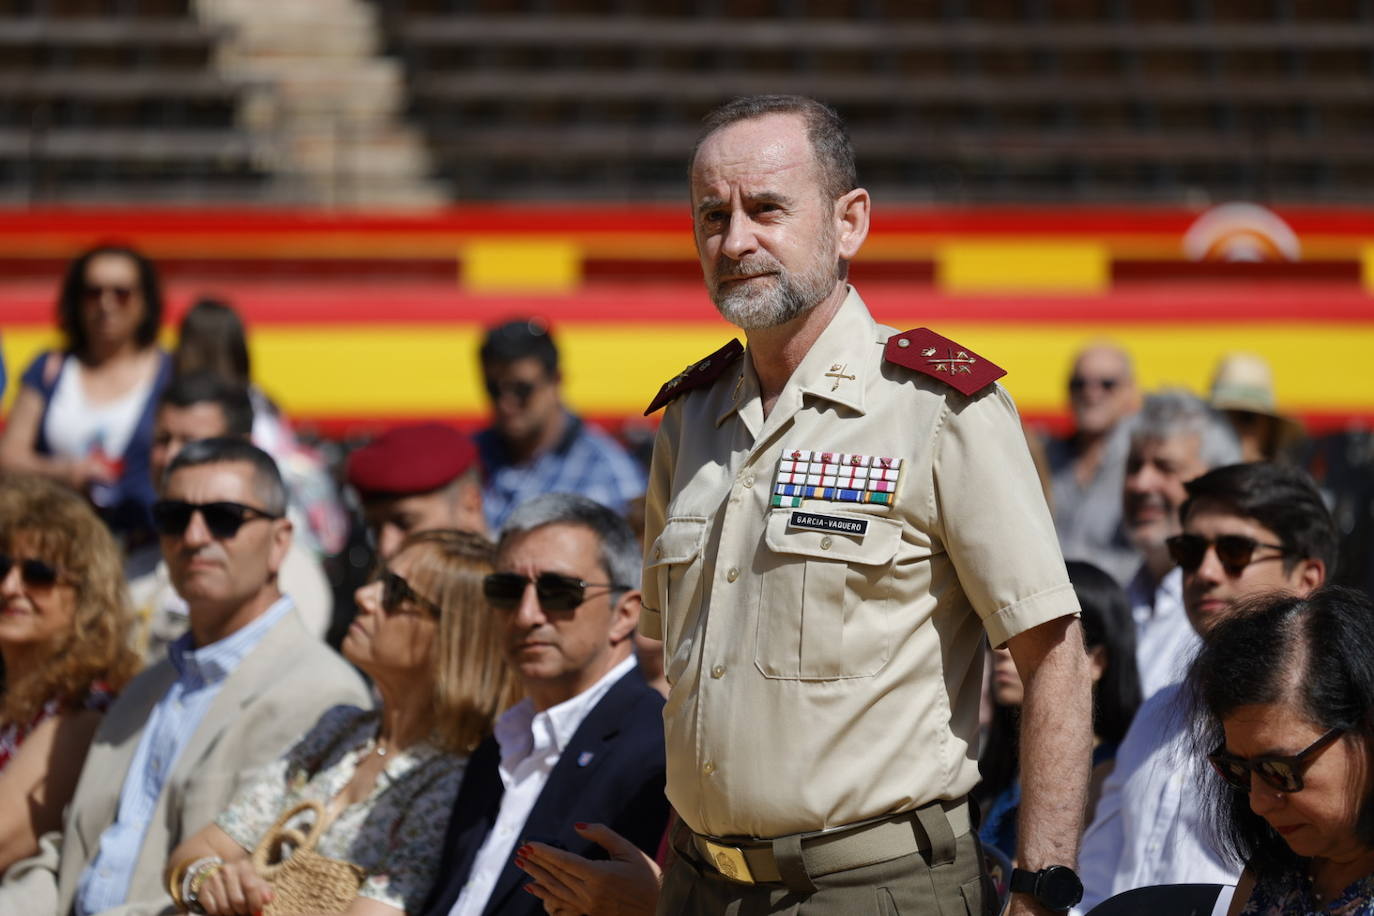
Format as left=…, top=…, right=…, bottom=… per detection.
left=1190, top=586, right=1374, bottom=914
left=0, top=245, right=171, bottom=544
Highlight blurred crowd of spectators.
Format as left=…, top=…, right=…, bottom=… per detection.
left=0, top=242, right=1370, bottom=916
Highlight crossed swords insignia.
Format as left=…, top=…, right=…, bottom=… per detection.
left=922, top=347, right=976, bottom=375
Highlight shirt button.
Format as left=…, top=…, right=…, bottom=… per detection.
left=743, top=475, right=755, bottom=488
left=726, top=567, right=739, bottom=583
left=703, top=761, right=716, bottom=775
left=820, top=536, right=833, bottom=550
left=711, top=665, right=725, bottom=679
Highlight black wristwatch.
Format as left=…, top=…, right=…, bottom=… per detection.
left=1009, top=866, right=1083, bottom=912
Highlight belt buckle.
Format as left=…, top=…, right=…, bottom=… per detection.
left=702, top=840, right=755, bottom=884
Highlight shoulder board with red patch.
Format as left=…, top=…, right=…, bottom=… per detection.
left=644, top=339, right=745, bottom=416
left=884, top=327, right=1005, bottom=396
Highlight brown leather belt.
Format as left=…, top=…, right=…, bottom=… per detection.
left=689, top=797, right=971, bottom=886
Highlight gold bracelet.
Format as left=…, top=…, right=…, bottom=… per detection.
left=180, top=857, right=223, bottom=914
left=167, top=860, right=191, bottom=909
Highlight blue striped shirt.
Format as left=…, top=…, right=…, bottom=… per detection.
left=74, top=597, right=295, bottom=916
left=477, top=412, right=645, bottom=532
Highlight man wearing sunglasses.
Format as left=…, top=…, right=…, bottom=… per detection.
left=125, top=371, right=332, bottom=663
left=0, top=438, right=369, bottom=916
left=475, top=319, right=645, bottom=532
left=1046, top=342, right=1140, bottom=586
left=421, top=493, right=667, bottom=916
left=346, top=422, right=487, bottom=558
left=1077, top=462, right=1336, bottom=913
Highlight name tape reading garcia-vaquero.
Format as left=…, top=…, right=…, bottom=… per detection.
left=771, top=449, right=903, bottom=508
left=788, top=512, right=869, bottom=536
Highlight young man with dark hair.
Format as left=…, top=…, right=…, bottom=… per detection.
left=476, top=319, right=644, bottom=531
left=1077, top=462, right=1335, bottom=913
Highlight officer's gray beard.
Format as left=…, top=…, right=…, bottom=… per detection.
left=708, top=239, right=839, bottom=331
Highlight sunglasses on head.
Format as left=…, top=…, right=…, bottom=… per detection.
left=483, top=571, right=628, bottom=613
left=1068, top=375, right=1120, bottom=394
left=484, top=379, right=540, bottom=407
left=1209, top=727, right=1344, bottom=794
left=0, top=552, right=61, bottom=588
left=1166, top=533, right=1291, bottom=576
left=379, top=570, right=442, bottom=618
left=151, top=500, right=282, bottom=539
left=83, top=284, right=135, bottom=304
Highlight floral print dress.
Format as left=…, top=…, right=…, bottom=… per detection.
left=1240, top=867, right=1374, bottom=915
left=217, top=705, right=466, bottom=913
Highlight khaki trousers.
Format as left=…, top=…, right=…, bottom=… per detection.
left=657, top=821, right=994, bottom=916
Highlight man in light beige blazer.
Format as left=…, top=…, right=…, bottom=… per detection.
left=0, top=438, right=369, bottom=916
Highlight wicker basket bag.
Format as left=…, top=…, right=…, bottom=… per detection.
left=251, top=799, right=366, bottom=916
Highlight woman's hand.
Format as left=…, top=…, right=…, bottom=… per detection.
left=62, top=454, right=117, bottom=492
left=193, top=858, right=275, bottom=916
left=515, top=822, right=661, bottom=916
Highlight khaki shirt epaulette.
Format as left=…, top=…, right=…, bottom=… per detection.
left=883, top=327, right=1005, bottom=396
left=640, top=288, right=1078, bottom=839
left=644, top=339, right=745, bottom=416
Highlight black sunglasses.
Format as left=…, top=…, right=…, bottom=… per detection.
left=379, top=570, right=442, bottom=618
left=483, top=571, right=628, bottom=613
left=1166, top=533, right=1291, bottom=576
left=151, top=500, right=283, bottom=539
left=484, top=379, right=540, bottom=407
left=1209, top=727, right=1344, bottom=794
left=83, top=284, right=135, bottom=304
left=0, top=552, right=62, bottom=588
left=1068, top=375, right=1120, bottom=394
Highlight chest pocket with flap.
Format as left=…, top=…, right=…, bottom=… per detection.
left=644, top=516, right=707, bottom=660
left=756, top=509, right=902, bottom=680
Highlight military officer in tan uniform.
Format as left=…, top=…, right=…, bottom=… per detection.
left=642, top=96, right=1094, bottom=915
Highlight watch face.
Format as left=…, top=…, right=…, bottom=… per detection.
left=1038, top=866, right=1084, bottom=909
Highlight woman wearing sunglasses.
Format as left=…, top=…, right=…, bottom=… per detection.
left=0, top=474, right=140, bottom=873
left=0, top=245, right=171, bottom=546
left=164, top=529, right=520, bottom=916
left=1190, top=586, right=1374, bottom=915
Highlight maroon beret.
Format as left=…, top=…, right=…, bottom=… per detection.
left=347, top=423, right=478, bottom=496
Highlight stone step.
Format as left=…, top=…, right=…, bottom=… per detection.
left=193, top=0, right=438, bottom=207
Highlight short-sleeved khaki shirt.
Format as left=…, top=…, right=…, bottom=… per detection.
left=641, top=288, right=1079, bottom=840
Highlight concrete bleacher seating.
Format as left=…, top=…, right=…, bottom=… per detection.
left=0, top=1, right=271, bottom=203
left=373, top=0, right=1374, bottom=203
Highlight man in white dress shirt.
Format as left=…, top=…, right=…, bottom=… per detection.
left=1119, top=390, right=1240, bottom=700
left=1077, top=461, right=1336, bottom=912
left=421, top=493, right=668, bottom=916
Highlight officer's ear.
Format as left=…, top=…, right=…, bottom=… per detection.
left=834, top=187, right=870, bottom=261
left=608, top=589, right=642, bottom=645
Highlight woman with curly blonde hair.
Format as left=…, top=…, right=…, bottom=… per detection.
left=0, top=473, right=141, bottom=873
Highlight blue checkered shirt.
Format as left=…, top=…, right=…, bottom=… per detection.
left=478, top=412, right=645, bottom=532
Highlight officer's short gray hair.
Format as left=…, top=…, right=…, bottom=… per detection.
left=1128, top=389, right=1241, bottom=471
left=498, top=493, right=641, bottom=592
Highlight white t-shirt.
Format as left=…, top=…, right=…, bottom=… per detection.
left=43, top=357, right=156, bottom=462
